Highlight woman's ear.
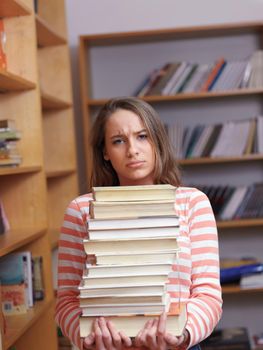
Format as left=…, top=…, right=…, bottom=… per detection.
left=103, top=151, right=109, bottom=161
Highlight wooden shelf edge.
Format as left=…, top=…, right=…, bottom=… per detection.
left=0, top=69, right=36, bottom=92
left=217, top=218, right=263, bottom=229
left=86, top=88, right=263, bottom=106
left=49, top=228, right=60, bottom=250
left=179, top=154, right=263, bottom=165
left=0, top=165, right=42, bottom=176
left=41, top=92, right=72, bottom=110
left=46, top=168, right=76, bottom=178
left=0, top=228, right=46, bottom=257
left=36, top=14, right=67, bottom=47
left=0, top=0, right=31, bottom=18
left=222, top=284, right=263, bottom=294
left=4, top=298, right=53, bottom=350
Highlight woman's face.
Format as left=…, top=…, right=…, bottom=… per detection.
left=104, top=108, right=156, bottom=186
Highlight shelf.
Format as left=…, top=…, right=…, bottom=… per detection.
left=86, top=88, right=263, bottom=106
left=4, top=299, right=53, bottom=350
left=179, top=154, right=263, bottom=165
left=46, top=168, right=76, bottom=178
left=41, top=92, right=72, bottom=110
left=36, top=14, right=67, bottom=47
left=222, top=284, right=263, bottom=294
left=0, top=166, right=41, bottom=176
left=0, top=69, right=36, bottom=92
left=0, top=0, right=31, bottom=17
left=81, top=21, right=263, bottom=46
left=217, top=219, right=263, bottom=229
left=0, top=228, right=46, bottom=257
left=49, top=228, right=60, bottom=249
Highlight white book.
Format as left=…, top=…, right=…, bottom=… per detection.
left=161, top=62, right=188, bottom=95
left=169, top=64, right=193, bottom=95
left=22, top=251, right=33, bottom=308
left=81, top=273, right=169, bottom=288
left=84, top=262, right=173, bottom=278
left=88, top=225, right=179, bottom=240
left=94, top=251, right=177, bottom=266
left=190, top=125, right=214, bottom=158
left=219, top=186, right=248, bottom=221
left=87, top=215, right=179, bottom=231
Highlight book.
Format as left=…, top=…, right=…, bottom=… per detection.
left=21, top=251, right=34, bottom=307
left=0, top=200, right=9, bottom=234
left=87, top=215, right=179, bottom=231
left=0, top=20, right=7, bottom=70
left=81, top=273, right=169, bottom=288
left=92, top=184, right=176, bottom=202
left=80, top=302, right=186, bottom=338
left=240, top=272, right=263, bottom=289
left=0, top=253, right=28, bottom=315
left=88, top=226, right=179, bottom=240
left=93, top=251, right=177, bottom=266
left=32, top=256, right=45, bottom=301
left=200, top=327, right=252, bottom=350
left=79, top=282, right=166, bottom=297
left=83, top=237, right=179, bottom=255
left=200, top=57, right=226, bottom=92
left=220, top=262, right=263, bottom=284
left=84, top=262, right=174, bottom=278
left=79, top=294, right=167, bottom=306
left=90, top=199, right=176, bottom=219
left=81, top=293, right=171, bottom=316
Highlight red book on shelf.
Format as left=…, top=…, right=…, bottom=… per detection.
left=199, top=57, right=226, bottom=92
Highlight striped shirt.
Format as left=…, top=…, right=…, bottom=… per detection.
left=55, top=187, right=222, bottom=349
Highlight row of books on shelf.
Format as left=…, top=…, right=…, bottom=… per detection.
left=79, top=184, right=186, bottom=338
left=135, top=50, right=263, bottom=97
left=220, top=257, right=263, bottom=289
left=196, top=182, right=263, bottom=220
left=166, top=115, right=263, bottom=159
left=0, top=200, right=9, bottom=235
left=0, top=252, right=44, bottom=316
left=0, top=119, right=22, bottom=167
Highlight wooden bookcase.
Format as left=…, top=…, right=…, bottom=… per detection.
left=0, top=0, right=78, bottom=349
left=79, top=22, right=263, bottom=336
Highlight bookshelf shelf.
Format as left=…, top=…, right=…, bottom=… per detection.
left=4, top=299, right=53, bottom=350
left=222, top=284, right=263, bottom=294
left=217, top=218, right=263, bottom=229
left=0, top=0, right=31, bottom=17
left=86, top=88, right=263, bottom=107
left=179, top=154, right=263, bottom=165
left=0, top=165, right=42, bottom=176
left=0, top=69, right=36, bottom=92
left=36, top=14, right=67, bottom=47
left=41, top=92, right=72, bottom=110
left=0, top=228, right=46, bottom=257
left=46, top=168, right=76, bottom=178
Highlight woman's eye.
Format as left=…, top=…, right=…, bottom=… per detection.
left=138, top=134, right=148, bottom=140
left=112, top=139, right=124, bottom=145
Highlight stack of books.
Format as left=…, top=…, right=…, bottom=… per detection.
left=0, top=119, right=22, bottom=167
left=79, top=184, right=187, bottom=338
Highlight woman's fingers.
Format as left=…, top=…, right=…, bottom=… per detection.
left=107, top=320, right=123, bottom=350
left=119, top=331, right=133, bottom=348
left=83, top=332, right=95, bottom=349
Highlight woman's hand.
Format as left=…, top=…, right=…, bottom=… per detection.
left=83, top=317, right=132, bottom=350
left=134, top=313, right=189, bottom=350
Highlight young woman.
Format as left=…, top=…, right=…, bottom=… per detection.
left=55, top=97, right=222, bottom=350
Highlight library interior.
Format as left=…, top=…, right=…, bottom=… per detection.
left=0, top=1, right=263, bottom=350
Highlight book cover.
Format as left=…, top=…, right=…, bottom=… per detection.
left=220, top=262, right=263, bottom=284
left=80, top=302, right=186, bottom=338
left=92, top=184, right=176, bottom=202
left=200, top=57, right=226, bottom=92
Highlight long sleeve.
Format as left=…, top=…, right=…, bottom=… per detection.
left=167, top=187, right=222, bottom=348
left=55, top=195, right=92, bottom=350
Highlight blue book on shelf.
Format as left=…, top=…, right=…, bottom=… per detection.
left=220, top=263, right=263, bottom=284
left=0, top=253, right=25, bottom=284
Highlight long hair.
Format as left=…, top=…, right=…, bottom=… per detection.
left=89, top=97, right=181, bottom=188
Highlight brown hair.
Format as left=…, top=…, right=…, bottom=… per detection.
left=89, top=96, right=181, bottom=188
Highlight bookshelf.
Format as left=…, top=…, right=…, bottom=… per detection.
left=0, top=0, right=78, bottom=349
left=79, top=22, right=263, bottom=336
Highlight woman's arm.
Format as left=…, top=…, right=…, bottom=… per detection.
left=55, top=196, right=90, bottom=349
